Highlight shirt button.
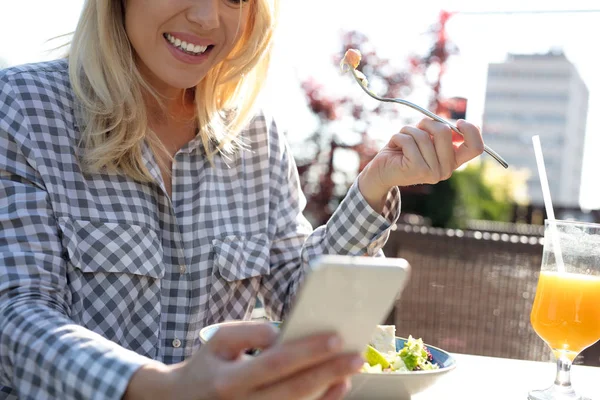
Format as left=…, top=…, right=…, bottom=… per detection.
left=179, top=264, right=186, bottom=274
left=172, top=338, right=182, bottom=348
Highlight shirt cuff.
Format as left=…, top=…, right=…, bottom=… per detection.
left=55, top=323, right=155, bottom=400
left=88, top=344, right=154, bottom=400
left=325, top=180, right=401, bottom=256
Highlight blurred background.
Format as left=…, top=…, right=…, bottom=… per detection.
left=264, top=0, right=600, bottom=229
left=2, top=0, right=599, bottom=365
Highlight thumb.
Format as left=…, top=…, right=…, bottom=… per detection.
left=207, top=322, right=279, bottom=360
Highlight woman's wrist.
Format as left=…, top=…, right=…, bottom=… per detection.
left=357, top=169, right=390, bottom=215
left=123, top=361, right=177, bottom=400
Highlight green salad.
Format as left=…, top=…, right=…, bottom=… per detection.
left=362, top=335, right=439, bottom=373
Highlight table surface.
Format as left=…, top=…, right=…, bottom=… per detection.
left=412, top=353, right=600, bottom=400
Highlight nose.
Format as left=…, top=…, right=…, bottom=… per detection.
left=186, top=0, right=220, bottom=31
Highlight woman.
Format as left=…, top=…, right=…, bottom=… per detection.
left=0, top=0, right=484, bottom=399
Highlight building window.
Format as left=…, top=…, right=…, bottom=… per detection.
left=483, top=112, right=566, bottom=125
left=488, top=69, right=570, bottom=80
left=485, top=92, right=568, bottom=102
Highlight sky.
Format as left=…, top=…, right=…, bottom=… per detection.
left=1, top=0, right=599, bottom=209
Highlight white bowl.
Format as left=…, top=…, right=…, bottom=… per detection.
left=346, top=337, right=456, bottom=399
left=199, top=321, right=456, bottom=399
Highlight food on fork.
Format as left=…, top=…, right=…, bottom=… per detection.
left=340, top=48, right=508, bottom=169
left=340, top=48, right=368, bottom=86
left=341, top=48, right=362, bottom=70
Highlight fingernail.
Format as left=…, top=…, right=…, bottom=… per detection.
left=327, top=335, right=343, bottom=351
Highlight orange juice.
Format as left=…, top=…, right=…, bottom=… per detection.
left=531, top=271, right=600, bottom=359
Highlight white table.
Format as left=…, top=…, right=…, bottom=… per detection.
left=413, top=353, right=600, bottom=399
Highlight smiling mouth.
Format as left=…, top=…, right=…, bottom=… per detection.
left=163, top=33, right=214, bottom=56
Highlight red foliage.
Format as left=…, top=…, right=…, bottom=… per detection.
left=302, top=79, right=340, bottom=121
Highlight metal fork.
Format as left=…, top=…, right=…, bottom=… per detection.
left=349, top=68, right=509, bottom=169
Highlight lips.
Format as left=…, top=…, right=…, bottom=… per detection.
left=163, top=33, right=215, bottom=56
left=163, top=32, right=216, bottom=65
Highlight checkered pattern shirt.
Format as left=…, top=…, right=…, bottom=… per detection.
left=0, top=60, right=400, bottom=400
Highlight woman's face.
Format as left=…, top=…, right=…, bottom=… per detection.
left=124, top=0, right=251, bottom=97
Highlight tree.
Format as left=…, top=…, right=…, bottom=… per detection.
left=295, top=12, right=460, bottom=226
left=295, top=30, right=414, bottom=226
left=402, top=160, right=529, bottom=228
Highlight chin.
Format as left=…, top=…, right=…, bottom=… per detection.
left=169, top=68, right=209, bottom=89
left=169, top=77, right=204, bottom=90
left=146, top=64, right=210, bottom=94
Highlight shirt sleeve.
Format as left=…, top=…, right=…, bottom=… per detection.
left=259, top=117, right=401, bottom=320
left=0, top=79, right=153, bottom=400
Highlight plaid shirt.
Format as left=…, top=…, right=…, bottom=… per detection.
left=0, top=60, right=400, bottom=400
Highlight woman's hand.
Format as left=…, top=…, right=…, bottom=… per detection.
left=125, top=322, right=363, bottom=400
left=358, top=118, right=485, bottom=213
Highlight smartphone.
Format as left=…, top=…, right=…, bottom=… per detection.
left=278, top=254, right=410, bottom=354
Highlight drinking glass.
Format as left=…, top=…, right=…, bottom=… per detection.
left=529, top=220, right=600, bottom=400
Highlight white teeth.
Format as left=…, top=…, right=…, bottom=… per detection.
left=165, top=33, right=209, bottom=55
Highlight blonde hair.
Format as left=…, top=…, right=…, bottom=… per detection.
left=68, top=0, right=278, bottom=181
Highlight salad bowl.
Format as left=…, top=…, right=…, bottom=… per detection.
left=346, top=336, right=455, bottom=399
left=199, top=321, right=456, bottom=399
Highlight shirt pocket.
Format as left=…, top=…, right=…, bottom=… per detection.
left=205, top=234, right=271, bottom=325
left=58, top=217, right=164, bottom=359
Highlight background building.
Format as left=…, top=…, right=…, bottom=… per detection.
left=482, top=51, right=589, bottom=208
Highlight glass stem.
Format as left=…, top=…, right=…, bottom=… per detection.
left=553, top=352, right=574, bottom=394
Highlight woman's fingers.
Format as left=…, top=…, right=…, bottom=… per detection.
left=319, top=379, right=352, bottom=400
left=387, top=133, right=428, bottom=169
left=374, top=118, right=484, bottom=188
left=207, top=321, right=278, bottom=360
left=385, top=132, right=436, bottom=185
left=399, top=125, right=441, bottom=180
left=224, top=333, right=346, bottom=392
left=453, top=119, right=485, bottom=166
left=185, top=326, right=362, bottom=400
left=247, top=353, right=362, bottom=400
left=416, top=118, right=456, bottom=180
